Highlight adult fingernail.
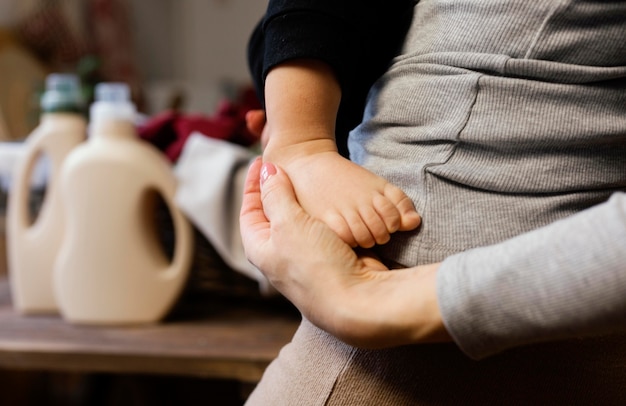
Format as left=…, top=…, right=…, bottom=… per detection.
left=260, top=162, right=277, bottom=187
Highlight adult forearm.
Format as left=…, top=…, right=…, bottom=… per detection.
left=438, top=192, right=626, bottom=359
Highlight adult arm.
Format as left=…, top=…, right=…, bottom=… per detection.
left=240, top=158, right=448, bottom=348
left=438, top=192, right=626, bottom=359
left=240, top=159, right=626, bottom=354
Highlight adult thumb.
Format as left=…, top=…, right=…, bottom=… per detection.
left=260, top=162, right=301, bottom=223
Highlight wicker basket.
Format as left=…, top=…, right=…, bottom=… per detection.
left=154, top=200, right=263, bottom=301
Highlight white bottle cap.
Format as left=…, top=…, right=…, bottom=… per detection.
left=90, top=82, right=137, bottom=124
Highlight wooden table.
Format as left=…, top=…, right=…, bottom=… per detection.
left=0, top=277, right=298, bottom=383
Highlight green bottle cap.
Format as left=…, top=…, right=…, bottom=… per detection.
left=40, top=73, right=84, bottom=113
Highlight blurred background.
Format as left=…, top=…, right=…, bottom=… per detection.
left=0, top=0, right=268, bottom=141
left=0, top=1, right=275, bottom=405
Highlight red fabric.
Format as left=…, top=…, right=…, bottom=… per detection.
left=138, top=86, right=262, bottom=162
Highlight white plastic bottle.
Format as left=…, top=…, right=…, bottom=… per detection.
left=7, top=73, right=87, bottom=314
left=54, top=82, right=193, bottom=325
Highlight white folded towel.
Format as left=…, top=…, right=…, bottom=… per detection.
left=174, top=133, right=274, bottom=295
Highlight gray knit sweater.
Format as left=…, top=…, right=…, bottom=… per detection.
left=247, top=1, right=626, bottom=404
left=352, top=0, right=626, bottom=362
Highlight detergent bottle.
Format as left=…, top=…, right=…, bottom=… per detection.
left=54, top=82, right=193, bottom=324
left=7, top=73, right=86, bottom=314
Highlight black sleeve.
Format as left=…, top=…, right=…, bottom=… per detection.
left=247, top=1, right=417, bottom=158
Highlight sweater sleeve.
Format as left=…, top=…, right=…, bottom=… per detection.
left=437, top=192, right=626, bottom=360
left=247, top=1, right=417, bottom=157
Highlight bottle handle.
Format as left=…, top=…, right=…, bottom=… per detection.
left=154, top=178, right=193, bottom=282
left=8, top=134, right=47, bottom=231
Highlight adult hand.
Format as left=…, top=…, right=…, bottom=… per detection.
left=240, top=158, right=451, bottom=348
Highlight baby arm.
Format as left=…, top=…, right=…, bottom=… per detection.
left=260, top=60, right=421, bottom=247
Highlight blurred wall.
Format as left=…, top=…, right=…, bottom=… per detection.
left=129, top=0, right=268, bottom=114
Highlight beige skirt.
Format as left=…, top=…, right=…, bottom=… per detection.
left=246, top=318, right=626, bottom=405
